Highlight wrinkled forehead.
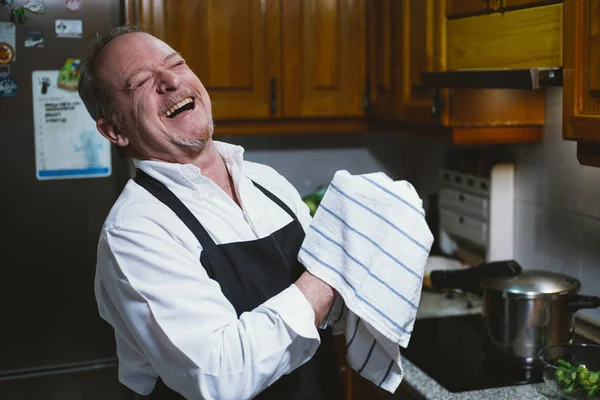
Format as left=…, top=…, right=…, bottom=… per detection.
left=95, top=32, right=175, bottom=90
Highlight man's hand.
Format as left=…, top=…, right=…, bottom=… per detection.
left=295, top=272, right=337, bottom=327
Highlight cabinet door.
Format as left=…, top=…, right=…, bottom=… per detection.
left=282, top=0, right=366, bottom=117
left=447, top=0, right=490, bottom=17
left=399, top=0, right=447, bottom=124
left=563, top=0, right=600, bottom=143
left=502, top=0, right=560, bottom=11
left=127, top=0, right=281, bottom=120
left=366, top=0, right=397, bottom=117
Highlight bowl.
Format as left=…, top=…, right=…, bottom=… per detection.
left=538, top=343, right=600, bottom=400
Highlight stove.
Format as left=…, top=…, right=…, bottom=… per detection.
left=402, top=314, right=590, bottom=393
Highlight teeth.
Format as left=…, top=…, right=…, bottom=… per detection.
left=165, top=97, right=193, bottom=117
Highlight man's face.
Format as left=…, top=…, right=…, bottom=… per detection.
left=96, top=32, right=213, bottom=161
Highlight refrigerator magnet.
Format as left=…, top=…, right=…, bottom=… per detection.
left=23, top=0, right=46, bottom=14
left=65, top=0, right=81, bottom=12
left=55, top=19, right=82, bottom=38
left=25, top=29, right=44, bottom=47
left=0, top=64, right=10, bottom=78
left=0, top=76, right=18, bottom=98
left=0, top=42, right=15, bottom=64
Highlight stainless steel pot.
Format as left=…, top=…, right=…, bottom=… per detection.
left=480, top=270, right=600, bottom=364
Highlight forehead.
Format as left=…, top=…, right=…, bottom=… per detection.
left=95, top=32, right=176, bottom=88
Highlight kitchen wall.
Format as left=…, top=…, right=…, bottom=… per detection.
left=511, top=87, right=600, bottom=324
left=406, top=87, right=600, bottom=325
left=219, top=132, right=417, bottom=197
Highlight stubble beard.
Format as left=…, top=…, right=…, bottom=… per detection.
left=170, top=114, right=215, bottom=150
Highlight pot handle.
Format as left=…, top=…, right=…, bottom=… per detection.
left=427, top=260, right=522, bottom=295
left=567, top=295, right=600, bottom=313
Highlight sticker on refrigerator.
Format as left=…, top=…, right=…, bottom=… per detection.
left=0, top=23, right=16, bottom=62
left=25, top=29, right=44, bottom=47
left=0, top=76, right=17, bottom=98
left=55, top=19, right=82, bottom=38
left=0, top=64, right=10, bottom=78
left=65, top=0, right=81, bottom=12
left=24, top=0, right=46, bottom=14
left=32, top=70, right=112, bottom=180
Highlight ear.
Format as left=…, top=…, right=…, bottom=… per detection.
left=97, top=118, right=129, bottom=147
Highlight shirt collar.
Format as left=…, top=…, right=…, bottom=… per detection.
left=132, top=140, right=246, bottom=190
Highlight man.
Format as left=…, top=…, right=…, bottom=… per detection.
left=80, top=25, right=345, bottom=400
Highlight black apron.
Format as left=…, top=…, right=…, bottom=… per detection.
left=134, top=170, right=345, bottom=400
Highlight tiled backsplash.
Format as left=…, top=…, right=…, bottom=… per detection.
left=511, top=87, right=600, bottom=324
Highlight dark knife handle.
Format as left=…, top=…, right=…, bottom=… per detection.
left=429, top=260, right=522, bottom=296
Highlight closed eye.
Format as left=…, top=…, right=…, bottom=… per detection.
left=171, top=60, right=186, bottom=68
left=135, top=77, right=151, bottom=88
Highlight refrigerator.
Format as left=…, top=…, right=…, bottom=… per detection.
left=0, top=1, right=132, bottom=399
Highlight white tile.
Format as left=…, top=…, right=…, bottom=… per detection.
left=542, top=131, right=586, bottom=215
left=514, top=201, right=543, bottom=269
left=513, top=144, right=544, bottom=204
left=580, top=166, right=600, bottom=220
left=579, top=217, right=600, bottom=323
left=536, top=208, right=583, bottom=276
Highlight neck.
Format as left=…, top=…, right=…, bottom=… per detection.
left=190, top=140, right=241, bottom=207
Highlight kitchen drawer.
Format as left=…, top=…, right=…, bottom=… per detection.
left=439, top=188, right=489, bottom=220
left=440, top=209, right=488, bottom=247
left=440, top=169, right=490, bottom=197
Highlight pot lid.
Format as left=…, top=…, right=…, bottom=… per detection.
left=481, top=270, right=581, bottom=296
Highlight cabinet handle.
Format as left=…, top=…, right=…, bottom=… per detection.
left=431, top=88, right=441, bottom=117
left=363, top=77, right=371, bottom=112
left=269, top=77, right=277, bottom=114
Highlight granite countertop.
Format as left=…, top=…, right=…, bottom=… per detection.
left=398, top=290, right=563, bottom=400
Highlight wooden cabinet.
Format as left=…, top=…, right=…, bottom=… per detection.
left=399, top=0, right=447, bottom=124
left=366, top=0, right=397, bottom=117
left=128, top=0, right=280, bottom=120
left=447, top=0, right=560, bottom=17
left=367, top=0, right=446, bottom=124
left=127, top=0, right=366, bottom=123
left=563, top=0, right=600, bottom=165
left=282, top=0, right=366, bottom=117
left=447, top=0, right=492, bottom=18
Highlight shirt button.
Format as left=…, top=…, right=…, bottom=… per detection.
left=208, top=191, right=216, bottom=199
left=183, top=166, right=198, bottom=178
left=192, top=190, right=202, bottom=200
left=303, top=349, right=310, bottom=356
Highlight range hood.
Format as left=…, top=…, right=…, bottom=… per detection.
left=420, top=67, right=563, bottom=90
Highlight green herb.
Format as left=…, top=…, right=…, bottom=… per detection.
left=555, top=359, right=600, bottom=398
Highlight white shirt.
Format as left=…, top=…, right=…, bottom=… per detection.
left=95, top=141, right=320, bottom=400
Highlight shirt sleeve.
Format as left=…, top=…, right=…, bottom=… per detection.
left=96, top=216, right=321, bottom=400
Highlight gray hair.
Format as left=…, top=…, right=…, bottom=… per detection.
left=78, top=23, right=145, bottom=127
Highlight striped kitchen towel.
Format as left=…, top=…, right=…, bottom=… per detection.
left=298, top=170, right=433, bottom=393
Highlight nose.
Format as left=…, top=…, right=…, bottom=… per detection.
left=157, top=69, right=180, bottom=93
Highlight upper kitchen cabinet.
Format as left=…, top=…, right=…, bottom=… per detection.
left=281, top=0, right=366, bottom=117
left=399, top=0, right=447, bottom=124
left=366, top=0, right=397, bottom=118
left=366, top=0, right=445, bottom=123
left=563, top=1, right=600, bottom=148
left=126, top=0, right=281, bottom=120
left=447, top=0, right=494, bottom=18
left=447, top=0, right=562, bottom=18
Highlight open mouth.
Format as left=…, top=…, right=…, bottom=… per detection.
left=165, top=97, right=195, bottom=118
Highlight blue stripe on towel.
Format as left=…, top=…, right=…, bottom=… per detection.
left=309, top=225, right=418, bottom=309
left=360, top=175, right=425, bottom=217
left=358, top=339, right=378, bottom=374
left=319, top=204, right=421, bottom=280
left=329, top=183, right=429, bottom=253
left=300, top=248, right=413, bottom=335
left=379, top=360, right=395, bottom=386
